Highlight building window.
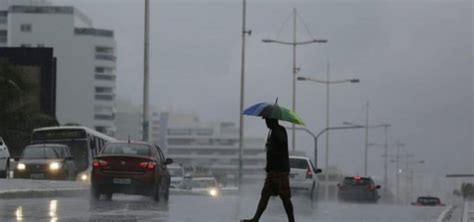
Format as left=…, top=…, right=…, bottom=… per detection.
left=195, top=128, right=213, bottom=136
left=95, top=94, right=114, bottom=101
left=94, top=114, right=114, bottom=121
left=95, top=46, right=115, bottom=61
left=20, top=24, right=32, bottom=32
left=0, top=30, right=6, bottom=43
left=94, top=105, right=114, bottom=113
left=20, top=44, right=31, bottom=47
left=168, top=128, right=192, bottom=136
left=95, top=74, right=115, bottom=81
left=95, top=66, right=114, bottom=74
left=95, top=126, right=107, bottom=133
left=95, top=86, right=113, bottom=94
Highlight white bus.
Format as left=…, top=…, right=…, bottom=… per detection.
left=30, top=126, right=117, bottom=182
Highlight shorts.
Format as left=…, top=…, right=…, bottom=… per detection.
left=261, top=171, right=291, bottom=198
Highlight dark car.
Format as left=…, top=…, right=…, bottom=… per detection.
left=337, top=176, right=381, bottom=203
left=91, top=142, right=173, bottom=202
left=14, top=144, right=77, bottom=180
left=412, top=196, right=445, bottom=206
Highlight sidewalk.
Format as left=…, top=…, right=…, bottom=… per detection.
left=0, top=179, right=89, bottom=198
left=463, top=200, right=474, bottom=222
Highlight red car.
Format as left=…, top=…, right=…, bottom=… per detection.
left=91, top=142, right=173, bottom=201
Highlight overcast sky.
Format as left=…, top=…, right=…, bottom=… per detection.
left=51, top=0, right=472, bottom=183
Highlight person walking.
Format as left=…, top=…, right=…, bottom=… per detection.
left=241, top=117, right=295, bottom=222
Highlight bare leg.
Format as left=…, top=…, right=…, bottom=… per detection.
left=280, top=195, right=295, bottom=222
left=242, top=194, right=271, bottom=222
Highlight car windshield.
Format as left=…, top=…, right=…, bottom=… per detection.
left=192, top=179, right=216, bottom=188
left=102, top=144, right=150, bottom=156
left=289, top=158, right=308, bottom=169
left=22, top=146, right=63, bottom=159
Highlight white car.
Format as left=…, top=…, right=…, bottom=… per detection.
left=190, top=177, right=220, bottom=197
left=167, top=164, right=185, bottom=189
left=0, top=137, right=10, bottom=178
left=289, top=155, right=321, bottom=200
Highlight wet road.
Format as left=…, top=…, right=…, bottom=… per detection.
left=0, top=193, right=445, bottom=222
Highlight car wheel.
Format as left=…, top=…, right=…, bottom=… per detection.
left=91, top=186, right=101, bottom=200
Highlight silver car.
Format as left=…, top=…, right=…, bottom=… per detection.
left=289, top=156, right=322, bottom=200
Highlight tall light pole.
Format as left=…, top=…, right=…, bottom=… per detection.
left=142, top=0, right=150, bottom=142
left=364, top=102, right=369, bottom=176
left=238, top=0, right=251, bottom=189
left=298, top=74, right=359, bottom=199
left=262, top=8, right=327, bottom=152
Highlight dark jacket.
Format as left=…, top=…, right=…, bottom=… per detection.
left=265, top=125, right=290, bottom=172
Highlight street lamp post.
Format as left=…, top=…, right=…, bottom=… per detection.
left=238, top=0, right=252, bottom=189
left=297, top=74, right=359, bottom=200
left=142, top=0, right=150, bottom=142
left=262, top=8, right=327, bottom=152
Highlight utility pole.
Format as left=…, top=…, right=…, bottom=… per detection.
left=262, top=8, right=327, bottom=151
left=142, top=0, right=150, bottom=142
left=238, top=0, right=251, bottom=189
left=291, top=8, right=297, bottom=153
left=364, top=101, right=369, bottom=176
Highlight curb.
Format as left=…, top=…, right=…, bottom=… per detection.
left=0, top=188, right=89, bottom=199
left=437, top=205, right=455, bottom=222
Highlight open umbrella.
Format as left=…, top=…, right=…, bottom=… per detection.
left=243, top=101, right=305, bottom=125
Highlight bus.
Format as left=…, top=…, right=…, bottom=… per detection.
left=30, top=126, right=117, bottom=182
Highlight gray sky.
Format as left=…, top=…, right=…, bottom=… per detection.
left=52, top=0, right=472, bottom=180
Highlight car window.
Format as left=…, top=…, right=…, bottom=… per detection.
left=22, top=146, right=62, bottom=159
left=290, top=158, right=309, bottom=169
left=102, top=144, right=150, bottom=156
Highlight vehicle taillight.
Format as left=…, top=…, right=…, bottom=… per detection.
left=139, top=161, right=156, bottom=170
left=92, top=159, right=109, bottom=168
left=306, top=168, right=313, bottom=179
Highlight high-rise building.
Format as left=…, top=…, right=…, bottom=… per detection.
left=0, top=0, right=117, bottom=135
left=162, top=113, right=266, bottom=184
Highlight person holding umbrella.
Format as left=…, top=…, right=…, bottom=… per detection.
left=241, top=100, right=304, bottom=222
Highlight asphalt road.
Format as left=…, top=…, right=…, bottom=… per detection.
left=0, top=193, right=446, bottom=222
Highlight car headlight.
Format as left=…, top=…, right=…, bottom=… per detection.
left=209, top=188, right=218, bottom=197
left=17, top=163, right=26, bottom=170
left=81, top=174, right=88, bottom=181
left=49, top=162, right=62, bottom=171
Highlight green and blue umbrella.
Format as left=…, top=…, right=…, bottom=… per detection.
left=243, top=102, right=305, bottom=125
